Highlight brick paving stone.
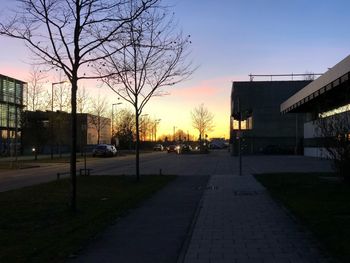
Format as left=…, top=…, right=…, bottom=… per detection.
left=181, top=174, right=331, bottom=263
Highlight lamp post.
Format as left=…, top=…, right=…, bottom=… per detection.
left=237, top=97, right=243, bottom=176
left=51, top=81, right=67, bottom=112
left=154, top=119, right=161, bottom=142
left=140, top=114, right=149, bottom=141
left=112, top=102, right=122, bottom=139
left=50, top=81, right=67, bottom=159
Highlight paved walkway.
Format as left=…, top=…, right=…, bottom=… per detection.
left=65, top=153, right=333, bottom=262
left=181, top=174, right=330, bottom=263
left=71, top=175, right=209, bottom=263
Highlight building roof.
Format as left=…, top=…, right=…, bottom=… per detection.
left=281, top=55, right=350, bottom=113
left=0, top=74, right=27, bottom=84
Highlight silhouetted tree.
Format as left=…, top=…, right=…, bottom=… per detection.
left=114, top=108, right=136, bottom=149
left=191, top=103, right=214, bottom=140
left=303, top=71, right=316, bottom=81
left=316, top=109, right=350, bottom=182
left=89, top=95, right=110, bottom=144
left=101, top=4, right=194, bottom=180
left=52, top=81, right=71, bottom=112
left=0, top=0, right=158, bottom=211
left=26, top=67, right=46, bottom=111
left=77, top=86, right=89, bottom=114
left=174, top=129, right=186, bottom=142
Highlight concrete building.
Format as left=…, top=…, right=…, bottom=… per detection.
left=22, top=111, right=111, bottom=154
left=230, top=80, right=311, bottom=155
left=281, top=55, right=350, bottom=157
left=0, top=74, right=26, bottom=156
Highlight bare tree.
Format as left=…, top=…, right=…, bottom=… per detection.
left=89, top=95, right=110, bottom=144
left=77, top=86, right=89, bottom=114
left=52, top=81, right=71, bottom=112
left=303, top=71, right=316, bottom=81
left=0, top=0, right=158, bottom=210
left=26, top=67, right=46, bottom=111
left=316, top=109, right=350, bottom=182
left=101, top=4, right=194, bottom=180
left=114, top=108, right=136, bottom=149
left=191, top=103, right=214, bottom=140
left=174, top=129, right=186, bottom=141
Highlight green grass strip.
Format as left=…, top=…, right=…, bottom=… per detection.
left=0, top=175, right=175, bottom=262
left=255, top=172, right=350, bottom=263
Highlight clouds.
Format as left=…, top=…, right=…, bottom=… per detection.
left=170, top=76, right=233, bottom=100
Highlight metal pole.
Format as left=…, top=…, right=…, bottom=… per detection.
left=51, top=83, right=54, bottom=159
left=112, top=104, right=114, bottom=137
left=295, top=114, right=298, bottom=155
left=112, top=102, right=122, bottom=144
left=84, top=146, right=87, bottom=173
left=238, top=98, right=242, bottom=176
left=154, top=119, right=161, bottom=142
left=51, top=83, right=54, bottom=112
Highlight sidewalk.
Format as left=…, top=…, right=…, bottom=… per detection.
left=71, top=175, right=209, bottom=263
left=181, top=174, right=330, bottom=263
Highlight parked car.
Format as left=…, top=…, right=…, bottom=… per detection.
left=153, top=144, right=164, bottom=151
left=92, top=144, right=117, bottom=157
left=179, top=144, right=192, bottom=154
left=167, top=145, right=180, bottom=153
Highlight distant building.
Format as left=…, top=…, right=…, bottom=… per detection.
left=0, top=74, right=26, bottom=156
left=22, top=111, right=111, bottom=154
left=230, top=80, right=311, bottom=155
left=281, top=55, right=350, bottom=157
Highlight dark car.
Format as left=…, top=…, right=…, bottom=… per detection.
left=167, top=145, right=180, bottom=153
left=179, top=144, right=192, bottom=153
left=92, top=144, right=117, bottom=157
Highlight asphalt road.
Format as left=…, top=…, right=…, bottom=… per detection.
left=0, top=150, right=332, bottom=192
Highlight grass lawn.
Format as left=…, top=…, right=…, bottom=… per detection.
left=0, top=175, right=175, bottom=262
left=255, top=172, right=350, bottom=263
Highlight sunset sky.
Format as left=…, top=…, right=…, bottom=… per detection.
left=1, top=0, right=350, bottom=139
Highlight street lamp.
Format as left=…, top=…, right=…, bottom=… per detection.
left=112, top=102, right=122, bottom=138
left=51, top=81, right=68, bottom=112
left=140, top=114, right=149, bottom=141
left=50, top=81, right=67, bottom=159
left=154, top=119, right=161, bottom=142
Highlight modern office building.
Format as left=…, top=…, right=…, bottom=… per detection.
left=22, top=111, right=111, bottom=154
left=0, top=74, right=26, bottom=156
left=281, top=55, right=350, bottom=157
left=230, top=79, right=311, bottom=155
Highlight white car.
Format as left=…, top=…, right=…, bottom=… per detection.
left=92, top=144, right=117, bottom=157
left=153, top=144, right=164, bottom=151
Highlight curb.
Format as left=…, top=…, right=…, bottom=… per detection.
left=176, top=174, right=211, bottom=263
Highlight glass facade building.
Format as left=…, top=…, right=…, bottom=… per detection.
left=0, top=74, right=26, bottom=156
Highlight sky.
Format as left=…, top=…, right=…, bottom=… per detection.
left=1, top=0, right=350, bottom=139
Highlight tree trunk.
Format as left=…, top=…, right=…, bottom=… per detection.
left=70, top=79, right=77, bottom=212
left=135, top=111, right=140, bottom=181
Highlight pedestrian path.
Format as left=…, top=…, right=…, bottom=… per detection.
left=71, top=175, right=209, bottom=263
left=181, top=174, right=330, bottom=263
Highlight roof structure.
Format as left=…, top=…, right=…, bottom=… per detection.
left=281, top=55, right=350, bottom=114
